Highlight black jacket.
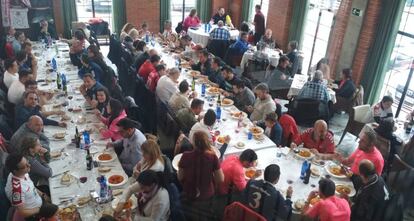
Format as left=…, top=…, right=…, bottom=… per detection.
left=335, top=79, right=356, bottom=99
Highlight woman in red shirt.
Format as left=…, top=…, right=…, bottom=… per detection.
left=97, top=98, right=127, bottom=141
left=183, top=9, right=201, bottom=32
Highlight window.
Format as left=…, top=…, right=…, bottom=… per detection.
left=301, top=0, right=341, bottom=74
left=75, top=0, right=113, bottom=31
left=379, top=1, right=414, bottom=119
left=170, top=0, right=197, bottom=31
left=250, top=0, right=270, bottom=24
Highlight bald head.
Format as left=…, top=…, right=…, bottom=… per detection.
left=314, top=120, right=328, bottom=140
left=148, top=49, right=158, bottom=56
left=359, top=159, right=376, bottom=179
left=28, top=116, right=43, bottom=134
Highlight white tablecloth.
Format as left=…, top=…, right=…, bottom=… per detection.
left=187, top=24, right=239, bottom=47
left=240, top=48, right=281, bottom=71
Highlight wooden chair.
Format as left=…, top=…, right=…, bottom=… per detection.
left=338, top=104, right=371, bottom=145
left=222, top=202, right=267, bottom=221
left=374, top=134, right=391, bottom=169
left=333, top=85, right=364, bottom=113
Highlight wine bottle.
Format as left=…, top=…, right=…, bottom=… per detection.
left=191, top=77, right=195, bottom=91
left=56, top=73, right=61, bottom=89
left=86, top=149, right=93, bottom=170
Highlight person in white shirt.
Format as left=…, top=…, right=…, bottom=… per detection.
left=156, top=68, right=180, bottom=103
left=132, top=139, right=165, bottom=179
left=189, top=109, right=216, bottom=143
left=168, top=80, right=195, bottom=113
left=115, top=170, right=170, bottom=221
left=247, top=83, right=276, bottom=122
left=5, top=153, right=52, bottom=218
left=8, top=68, right=32, bottom=105
left=3, top=58, right=19, bottom=89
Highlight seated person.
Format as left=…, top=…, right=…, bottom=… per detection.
left=266, top=55, right=292, bottom=91
left=263, top=112, right=283, bottom=146
left=38, top=19, right=57, bottom=42
left=243, top=164, right=293, bottom=220
left=114, top=170, right=170, bottom=221
left=316, top=58, right=331, bottom=80
left=182, top=9, right=201, bottom=32
left=291, top=120, right=335, bottom=157
left=5, top=153, right=54, bottom=219
left=69, top=30, right=89, bottom=68
left=147, top=64, right=166, bottom=92
left=190, top=49, right=212, bottom=77
left=21, top=42, right=38, bottom=79
left=156, top=68, right=180, bottom=103
left=134, top=48, right=157, bottom=73
left=209, top=57, right=226, bottom=88
left=230, top=79, right=255, bottom=113
left=8, top=68, right=33, bottom=105
left=259, top=29, right=279, bottom=49
left=303, top=178, right=351, bottom=221
left=15, top=91, right=66, bottom=129
left=247, top=83, right=276, bottom=122
left=252, top=43, right=269, bottom=63
left=211, top=7, right=233, bottom=26
left=296, top=70, right=330, bottom=103
left=350, top=159, right=389, bottom=221
left=159, top=20, right=175, bottom=41
left=209, top=21, right=230, bottom=41
left=285, top=40, right=299, bottom=73
left=279, top=114, right=299, bottom=146
left=3, top=58, right=19, bottom=89
left=138, top=54, right=161, bottom=83
left=189, top=109, right=216, bottom=143
left=132, top=139, right=165, bottom=179
left=78, top=54, right=103, bottom=83
left=334, top=68, right=356, bottom=99
left=169, top=80, right=195, bottom=113
left=137, top=22, right=150, bottom=38
left=92, top=87, right=110, bottom=117
left=79, top=73, right=106, bottom=106
left=120, top=23, right=135, bottom=42
left=334, top=128, right=384, bottom=175
left=220, top=149, right=258, bottom=194
left=96, top=98, right=127, bottom=141
left=12, top=31, right=26, bottom=55
left=228, top=32, right=249, bottom=56
left=364, top=95, right=394, bottom=123
left=24, top=80, right=54, bottom=107
left=106, top=118, right=146, bottom=176
left=221, top=66, right=240, bottom=91
left=176, top=99, right=204, bottom=134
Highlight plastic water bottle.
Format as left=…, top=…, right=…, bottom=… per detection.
left=99, top=175, right=108, bottom=198
left=201, top=83, right=206, bottom=97
left=51, top=58, right=57, bottom=71
left=204, top=23, right=208, bottom=33
left=303, top=163, right=311, bottom=184
left=145, top=33, right=149, bottom=43
left=216, top=106, right=221, bottom=121
left=83, top=131, right=90, bottom=149
left=208, top=23, right=211, bottom=32
left=300, top=160, right=309, bottom=179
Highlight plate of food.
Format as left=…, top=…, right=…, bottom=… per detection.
left=310, top=167, right=320, bottom=177
left=295, top=148, right=315, bottom=160
left=249, top=127, right=264, bottom=136
left=76, top=196, right=91, bottom=207
left=107, top=173, right=128, bottom=187
left=95, top=153, right=115, bottom=163
left=253, top=134, right=265, bottom=141
left=188, top=70, right=201, bottom=78
left=312, top=158, right=326, bottom=166
left=230, top=111, right=248, bottom=119
left=216, top=136, right=227, bottom=146
left=112, top=189, right=124, bottom=197
left=60, top=172, right=75, bottom=185
left=309, top=195, right=321, bottom=206
left=61, top=115, right=71, bottom=121
left=234, top=141, right=246, bottom=149
left=325, top=162, right=347, bottom=179
left=111, top=195, right=137, bottom=211
left=50, top=150, right=62, bottom=159
left=58, top=205, right=79, bottom=220
left=53, top=132, right=66, bottom=140
left=244, top=168, right=257, bottom=179
left=98, top=167, right=112, bottom=174
left=172, top=153, right=182, bottom=171
left=207, top=87, right=220, bottom=94
left=221, top=98, right=234, bottom=106
left=294, top=199, right=306, bottom=212
left=335, top=184, right=355, bottom=196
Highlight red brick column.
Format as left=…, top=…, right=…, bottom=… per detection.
left=266, top=0, right=294, bottom=51
left=352, top=0, right=382, bottom=85
left=125, top=0, right=160, bottom=33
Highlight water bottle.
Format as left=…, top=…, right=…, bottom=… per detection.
left=56, top=73, right=61, bottom=89
left=201, top=83, right=206, bottom=97
left=216, top=106, right=221, bottom=121
left=99, top=175, right=108, bottom=198
left=208, top=23, right=211, bottom=32
left=145, top=33, right=149, bottom=43
left=204, top=23, right=208, bottom=33
left=83, top=131, right=90, bottom=149
left=300, top=160, right=309, bottom=179
left=51, top=58, right=57, bottom=71
left=303, top=163, right=311, bottom=184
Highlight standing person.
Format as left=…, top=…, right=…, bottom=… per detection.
left=253, top=4, right=266, bottom=44
left=96, top=98, right=127, bottom=141
left=304, top=178, right=351, bottom=221
left=183, top=9, right=201, bottom=32
left=106, top=118, right=146, bottom=176
left=178, top=131, right=224, bottom=221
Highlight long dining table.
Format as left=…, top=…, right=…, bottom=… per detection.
left=33, top=39, right=355, bottom=220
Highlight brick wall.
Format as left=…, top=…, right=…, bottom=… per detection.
left=266, top=0, right=294, bottom=51
left=211, top=0, right=242, bottom=28
left=125, top=0, right=160, bottom=33
left=352, top=0, right=382, bottom=85
left=326, top=0, right=352, bottom=79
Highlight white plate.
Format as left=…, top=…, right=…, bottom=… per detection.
left=111, top=195, right=137, bottom=211
left=335, top=183, right=356, bottom=197
left=172, top=153, right=182, bottom=171
left=325, top=161, right=347, bottom=179
left=230, top=111, right=248, bottom=120
left=221, top=98, right=234, bottom=107
left=94, top=152, right=116, bottom=163
left=107, top=172, right=128, bottom=187
left=294, top=148, right=315, bottom=160
left=234, top=142, right=246, bottom=149
left=60, top=174, right=75, bottom=185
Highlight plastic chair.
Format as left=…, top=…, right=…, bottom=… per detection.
left=338, top=104, right=371, bottom=145
left=222, top=202, right=266, bottom=221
